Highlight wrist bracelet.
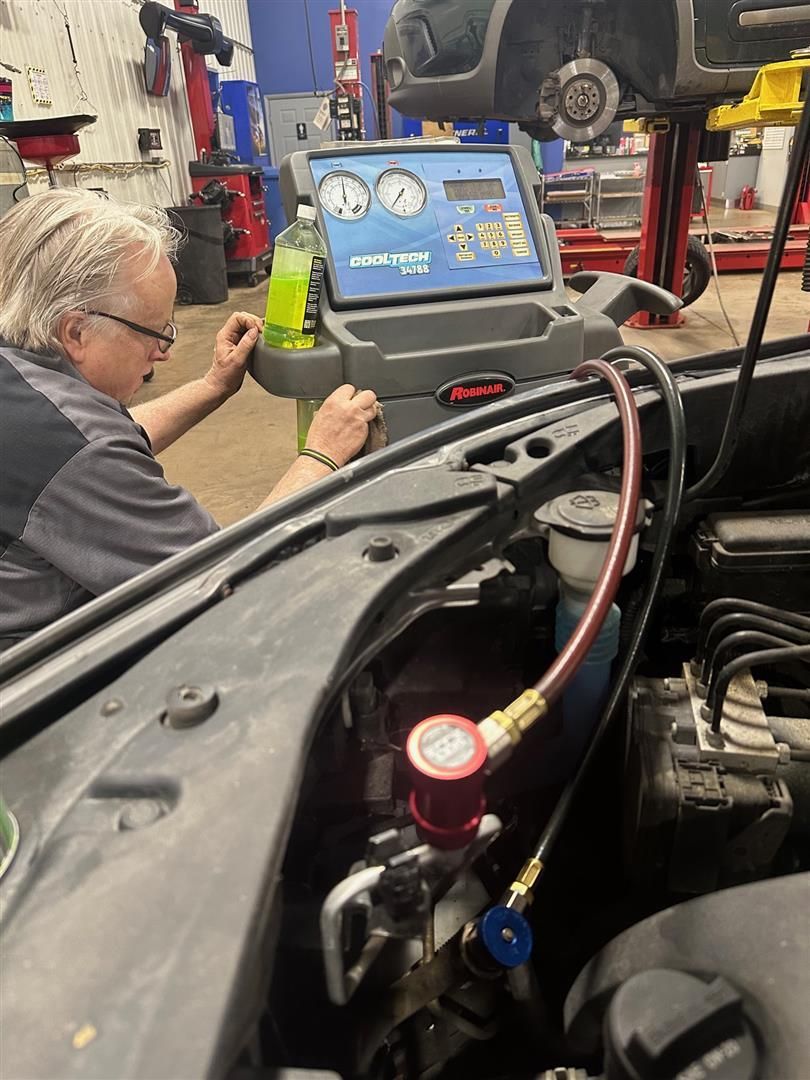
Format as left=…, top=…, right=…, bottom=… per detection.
left=300, top=448, right=339, bottom=472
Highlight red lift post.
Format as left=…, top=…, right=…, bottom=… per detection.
left=629, top=122, right=701, bottom=329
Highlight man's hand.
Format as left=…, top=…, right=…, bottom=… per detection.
left=204, top=311, right=263, bottom=401
left=306, top=384, right=378, bottom=467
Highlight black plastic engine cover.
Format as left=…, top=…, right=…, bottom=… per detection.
left=564, top=874, right=810, bottom=1079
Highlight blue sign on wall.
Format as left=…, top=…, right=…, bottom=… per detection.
left=401, top=118, right=509, bottom=144
left=220, top=80, right=269, bottom=167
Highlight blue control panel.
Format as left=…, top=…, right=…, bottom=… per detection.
left=308, top=148, right=548, bottom=307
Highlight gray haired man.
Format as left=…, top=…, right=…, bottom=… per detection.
left=0, top=189, right=377, bottom=648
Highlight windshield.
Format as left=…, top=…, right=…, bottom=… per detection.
left=391, top=0, right=497, bottom=77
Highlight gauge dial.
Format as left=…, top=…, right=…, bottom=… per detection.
left=376, top=168, right=427, bottom=217
left=318, top=171, right=371, bottom=220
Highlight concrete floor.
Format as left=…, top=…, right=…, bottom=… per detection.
left=133, top=261, right=809, bottom=528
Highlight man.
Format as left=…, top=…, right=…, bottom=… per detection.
left=0, top=189, right=377, bottom=649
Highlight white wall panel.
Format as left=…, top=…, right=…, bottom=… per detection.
left=0, top=0, right=255, bottom=206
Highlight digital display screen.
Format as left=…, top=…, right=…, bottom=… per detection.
left=443, top=178, right=506, bottom=201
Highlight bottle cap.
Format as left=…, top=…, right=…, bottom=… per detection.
left=297, top=204, right=317, bottom=221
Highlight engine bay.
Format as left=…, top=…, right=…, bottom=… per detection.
left=2, top=338, right=809, bottom=1080
left=264, top=477, right=810, bottom=1080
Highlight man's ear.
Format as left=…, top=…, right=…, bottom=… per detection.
left=58, top=312, right=87, bottom=365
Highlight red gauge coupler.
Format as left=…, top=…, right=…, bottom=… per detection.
left=406, top=714, right=488, bottom=850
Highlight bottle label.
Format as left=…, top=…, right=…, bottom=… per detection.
left=301, top=256, right=325, bottom=334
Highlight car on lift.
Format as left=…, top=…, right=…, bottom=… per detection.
left=383, top=0, right=810, bottom=142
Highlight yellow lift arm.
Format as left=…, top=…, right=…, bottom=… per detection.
left=707, top=54, right=809, bottom=131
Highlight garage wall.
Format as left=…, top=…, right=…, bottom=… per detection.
left=0, top=0, right=254, bottom=206
left=248, top=0, right=404, bottom=137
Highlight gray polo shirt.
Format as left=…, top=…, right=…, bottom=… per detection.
left=0, top=342, right=219, bottom=649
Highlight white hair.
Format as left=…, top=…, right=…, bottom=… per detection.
left=0, top=188, right=182, bottom=354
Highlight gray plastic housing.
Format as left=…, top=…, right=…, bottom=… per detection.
left=250, top=143, right=681, bottom=443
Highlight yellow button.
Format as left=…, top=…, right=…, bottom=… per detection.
left=491, top=249, right=501, bottom=258
left=481, top=240, right=490, bottom=249
left=458, top=242, right=468, bottom=251
left=457, top=251, right=476, bottom=261
left=476, top=223, right=485, bottom=231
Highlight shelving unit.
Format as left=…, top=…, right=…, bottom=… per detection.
left=539, top=170, right=596, bottom=227
left=595, top=171, right=645, bottom=228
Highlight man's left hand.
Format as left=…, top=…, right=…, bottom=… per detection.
left=205, top=311, right=263, bottom=401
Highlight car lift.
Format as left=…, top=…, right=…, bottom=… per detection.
left=557, top=54, right=810, bottom=328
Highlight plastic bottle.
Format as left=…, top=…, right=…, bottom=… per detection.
left=264, top=203, right=326, bottom=350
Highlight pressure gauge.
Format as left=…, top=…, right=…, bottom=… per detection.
left=318, top=171, right=371, bottom=220
left=376, top=168, right=428, bottom=217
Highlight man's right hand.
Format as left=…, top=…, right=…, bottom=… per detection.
left=306, top=384, right=378, bottom=467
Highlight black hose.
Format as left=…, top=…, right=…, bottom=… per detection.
left=706, top=630, right=802, bottom=706
left=710, top=644, right=810, bottom=733
left=685, top=95, right=810, bottom=500
left=695, top=599, right=810, bottom=665
left=534, top=345, right=686, bottom=865
left=702, top=614, right=810, bottom=683
left=767, top=685, right=810, bottom=702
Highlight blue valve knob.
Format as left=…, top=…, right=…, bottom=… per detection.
left=478, top=905, right=533, bottom=969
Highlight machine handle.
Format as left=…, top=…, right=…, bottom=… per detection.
left=569, top=271, right=682, bottom=328
left=249, top=336, right=344, bottom=399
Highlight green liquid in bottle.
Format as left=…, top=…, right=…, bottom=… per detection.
left=263, top=208, right=326, bottom=351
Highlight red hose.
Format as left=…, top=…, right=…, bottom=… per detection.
left=534, top=359, right=643, bottom=706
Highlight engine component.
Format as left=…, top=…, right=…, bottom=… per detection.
left=320, top=815, right=502, bottom=1005
left=535, top=488, right=649, bottom=777
left=565, top=875, right=810, bottom=1080
left=626, top=673, right=796, bottom=893
left=694, top=598, right=810, bottom=674
left=603, top=970, right=759, bottom=1080
left=406, top=714, right=488, bottom=851
left=470, top=906, right=533, bottom=972
left=684, top=663, right=782, bottom=772
left=535, top=490, right=647, bottom=594
left=692, top=512, right=810, bottom=608
left=551, top=58, right=621, bottom=142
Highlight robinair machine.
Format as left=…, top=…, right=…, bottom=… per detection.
left=250, top=143, right=681, bottom=443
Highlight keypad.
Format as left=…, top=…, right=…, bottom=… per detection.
left=445, top=211, right=531, bottom=264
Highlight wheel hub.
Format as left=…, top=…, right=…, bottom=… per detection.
left=551, top=58, right=620, bottom=142
left=565, top=79, right=602, bottom=122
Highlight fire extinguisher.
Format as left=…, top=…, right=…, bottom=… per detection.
left=740, top=185, right=757, bottom=211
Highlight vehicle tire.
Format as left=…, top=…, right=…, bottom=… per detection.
left=623, top=235, right=712, bottom=307
left=517, top=120, right=560, bottom=143
left=177, top=285, right=194, bottom=306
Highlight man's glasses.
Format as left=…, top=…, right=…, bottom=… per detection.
left=85, top=310, right=177, bottom=354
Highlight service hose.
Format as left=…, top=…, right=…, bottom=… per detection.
left=478, top=360, right=643, bottom=766
left=496, top=347, right=686, bottom=912
left=533, top=358, right=643, bottom=707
